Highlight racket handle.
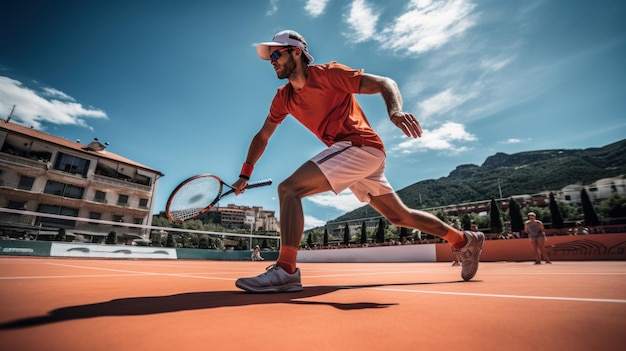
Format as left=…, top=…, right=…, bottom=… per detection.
left=245, top=178, right=272, bottom=189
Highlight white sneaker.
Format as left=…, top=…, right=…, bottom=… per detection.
left=235, top=264, right=303, bottom=293
left=454, top=231, right=485, bottom=281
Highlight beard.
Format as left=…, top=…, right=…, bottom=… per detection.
left=275, top=55, right=297, bottom=79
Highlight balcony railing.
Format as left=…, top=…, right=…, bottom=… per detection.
left=93, top=174, right=151, bottom=192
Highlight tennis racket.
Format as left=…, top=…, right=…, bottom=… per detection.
left=165, top=174, right=272, bottom=222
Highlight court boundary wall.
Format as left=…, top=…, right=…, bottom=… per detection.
left=1, top=233, right=625, bottom=262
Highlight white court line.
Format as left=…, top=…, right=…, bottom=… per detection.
left=0, top=274, right=151, bottom=280
left=4, top=262, right=624, bottom=304
left=363, top=286, right=626, bottom=304
left=41, top=262, right=236, bottom=281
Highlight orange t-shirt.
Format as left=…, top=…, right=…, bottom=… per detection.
left=267, top=61, right=384, bottom=151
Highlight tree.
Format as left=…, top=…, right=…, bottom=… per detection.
left=489, top=198, right=503, bottom=234
left=599, top=194, right=626, bottom=219
left=166, top=232, right=176, bottom=248
left=581, top=188, right=600, bottom=226
left=360, top=221, right=367, bottom=244
left=323, top=228, right=329, bottom=246
left=508, top=197, right=524, bottom=233
left=106, top=231, right=117, bottom=245
left=549, top=192, right=565, bottom=233
left=461, top=214, right=472, bottom=231
left=306, top=232, right=313, bottom=248
left=399, top=227, right=408, bottom=239
left=375, top=218, right=385, bottom=243
left=55, top=228, right=66, bottom=242
left=343, top=222, right=350, bottom=245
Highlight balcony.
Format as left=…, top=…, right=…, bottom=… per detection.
left=0, top=152, right=50, bottom=171
left=93, top=174, right=151, bottom=192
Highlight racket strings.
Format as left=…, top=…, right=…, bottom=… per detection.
left=168, top=176, right=222, bottom=221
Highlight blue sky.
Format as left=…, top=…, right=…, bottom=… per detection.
left=1, top=0, right=625, bottom=229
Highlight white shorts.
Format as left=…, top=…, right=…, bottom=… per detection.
left=310, top=141, right=394, bottom=202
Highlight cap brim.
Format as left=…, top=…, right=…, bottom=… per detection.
left=256, top=41, right=290, bottom=60
left=256, top=41, right=314, bottom=63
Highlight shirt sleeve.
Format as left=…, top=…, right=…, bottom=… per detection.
left=267, top=86, right=290, bottom=124
left=324, top=62, right=364, bottom=94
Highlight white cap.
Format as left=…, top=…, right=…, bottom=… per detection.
left=256, top=30, right=314, bottom=64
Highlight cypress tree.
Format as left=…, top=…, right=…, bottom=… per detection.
left=376, top=218, right=385, bottom=243
left=343, top=222, right=350, bottom=245
left=399, top=227, right=407, bottom=238
left=549, top=192, right=565, bottom=233
left=508, top=197, right=524, bottom=233
left=360, top=221, right=367, bottom=244
left=489, top=198, right=503, bottom=234
left=581, top=188, right=600, bottom=226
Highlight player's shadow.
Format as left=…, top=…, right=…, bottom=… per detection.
left=0, top=281, right=460, bottom=330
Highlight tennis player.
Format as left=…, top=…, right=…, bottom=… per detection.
left=524, top=212, right=552, bottom=264
left=232, top=30, right=484, bottom=293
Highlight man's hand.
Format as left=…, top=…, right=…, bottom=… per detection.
left=391, top=111, right=422, bottom=138
left=231, top=177, right=248, bottom=195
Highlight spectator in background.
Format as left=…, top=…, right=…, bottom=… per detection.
left=251, top=245, right=265, bottom=261
left=524, top=212, right=552, bottom=265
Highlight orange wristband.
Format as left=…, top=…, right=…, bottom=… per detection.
left=239, top=162, right=254, bottom=180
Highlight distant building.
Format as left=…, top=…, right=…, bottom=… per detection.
left=0, top=119, right=163, bottom=242
left=558, top=175, right=626, bottom=205
left=201, top=204, right=279, bottom=233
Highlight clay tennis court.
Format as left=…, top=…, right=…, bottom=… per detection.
left=0, top=257, right=624, bottom=351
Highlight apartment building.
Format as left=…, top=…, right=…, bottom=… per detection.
left=201, top=204, right=279, bottom=232
left=0, top=119, right=163, bottom=242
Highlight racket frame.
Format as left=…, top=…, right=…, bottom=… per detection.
left=165, top=174, right=272, bottom=222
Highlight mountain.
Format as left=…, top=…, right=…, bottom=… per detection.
left=330, top=139, right=626, bottom=223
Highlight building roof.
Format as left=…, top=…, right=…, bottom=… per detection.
left=1, top=119, right=163, bottom=175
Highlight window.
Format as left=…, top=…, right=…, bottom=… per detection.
left=17, top=176, right=35, bottom=191
left=54, top=152, right=90, bottom=177
left=7, top=200, right=25, bottom=210
left=44, top=181, right=84, bottom=199
left=89, top=212, right=101, bottom=225
left=117, top=194, right=129, bottom=206
left=36, top=204, right=78, bottom=228
left=133, top=218, right=143, bottom=225
left=138, top=198, right=148, bottom=209
left=94, top=190, right=107, bottom=203
left=112, top=215, right=124, bottom=224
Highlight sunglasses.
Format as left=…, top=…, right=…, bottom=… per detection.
left=270, top=47, right=292, bottom=61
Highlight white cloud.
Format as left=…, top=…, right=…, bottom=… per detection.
left=266, top=0, right=279, bottom=16
left=42, top=87, right=75, bottom=101
left=304, top=214, right=327, bottom=230
left=379, top=0, right=476, bottom=54
left=306, top=190, right=364, bottom=212
left=304, top=0, right=330, bottom=17
left=418, top=88, right=477, bottom=119
left=391, top=121, right=476, bottom=155
left=344, top=0, right=380, bottom=42
left=303, top=190, right=365, bottom=229
left=0, top=76, right=107, bottom=130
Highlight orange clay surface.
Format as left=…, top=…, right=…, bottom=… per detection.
left=0, top=257, right=624, bottom=351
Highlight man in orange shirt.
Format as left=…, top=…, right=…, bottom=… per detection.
left=232, top=30, right=484, bottom=293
